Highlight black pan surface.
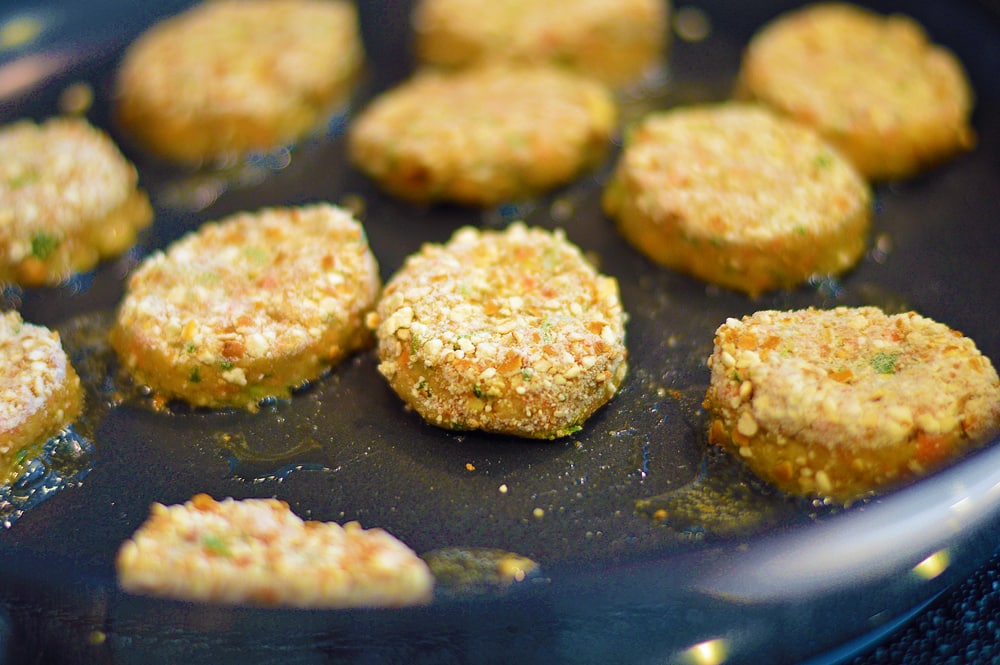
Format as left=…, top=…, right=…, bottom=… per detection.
left=0, top=0, right=999, bottom=663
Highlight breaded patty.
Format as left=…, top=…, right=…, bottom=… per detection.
left=117, top=494, right=434, bottom=608
left=114, top=0, right=363, bottom=165
left=411, top=0, right=669, bottom=87
left=348, top=64, right=617, bottom=206
left=0, top=311, right=83, bottom=480
left=703, top=307, right=1000, bottom=503
left=602, top=103, right=871, bottom=297
left=110, top=204, right=379, bottom=411
left=370, top=222, right=628, bottom=439
left=735, top=2, right=975, bottom=180
left=0, top=117, right=152, bottom=286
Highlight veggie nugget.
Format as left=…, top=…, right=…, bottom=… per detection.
left=602, top=103, right=870, bottom=297
left=114, top=0, right=363, bottom=165
left=0, top=117, right=152, bottom=286
left=371, top=223, right=628, bottom=439
left=0, top=311, right=83, bottom=480
left=117, top=494, right=433, bottom=608
left=348, top=64, right=617, bottom=206
left=110, top=204, right=379, bottom=411
left=412, top=0, right=669, bottom=87
left=736, top=2, right=975, bottom=180
left=703, top=307, right=1000, bottom=503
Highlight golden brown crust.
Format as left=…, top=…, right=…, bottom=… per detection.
left=412, top=0, right=669, bottom=87
left=348, top=64, right=617, bottom=206
left=735, top=2, right=975, bottom=180
left=370, top=223, right=628, bottom=439
left=114, top=0, right=363, bottom=164
left=602, top=103, right=871, bottom=297
left=110, top=204, right=380, bottom=411
left=703, top=307, right=1000, bottom=503
left=0, top=311, right=83, bottom=479
left=116, top=494, right=434, bottom=608
left=0, top=118, right=152, bottom=286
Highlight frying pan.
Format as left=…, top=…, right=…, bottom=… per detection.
left=0, top=0, right=999, bottom=662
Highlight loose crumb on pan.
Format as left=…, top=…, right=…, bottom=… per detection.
left=0, top=117, right=152, bottom=286
left=116, top=494, right=434, bottom=608
left=703, top=307, right=1000, bottom=503
left=370, top=222, right=628, bottom=439
left=0, top=310, right=83, bottom=478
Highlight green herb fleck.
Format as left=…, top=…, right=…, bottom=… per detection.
left=794, top=225, right=807, bottom=236
left=871, top=352, right=898, bottom=375
left=219, top=359, right=234, bottom=370
left=521, top=368, right=534, bottom=382
left=14, top=449, right=28, bottom=466
left=417, top=378, right=431, bottom=397
left=472, top=385, right=485, bottom=399
left=815, top=153, right=833, bottom=168
left=202, top=534, right=231, bottom=557
left=189, top=367, right=201, bottom=383
left=185, top=342, right=197, bottom=354
left=242, top=246, right=268, bottom=264
left=30, top=232, right=60, bottom=260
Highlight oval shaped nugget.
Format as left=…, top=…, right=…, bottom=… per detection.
left=735, top=2, right=975, bottom=180
left=0, top=118, right=152, bottom=286
left=114, top=0, right=363, bottom=165
left=412, top=0, right=669, bottom=87
left=117, top=494, right=433, bottom=608
left=602, top=103, right=871, bottom=297
left=0, top=311, right=83, bottom=478
left=110, top=204, right=380, bottom=411
left=371, top=222, right=628, bottom=439
left=348, top=64, right=617, bottom=206
left=703, top=307, right=1000, bottom=503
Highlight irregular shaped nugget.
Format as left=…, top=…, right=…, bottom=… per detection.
left=110, top=204, right=379, bottom=411
left=114, top=0, right=363, bottom=165
left=736, top=2, right=975, bottom=180
left=117, top=494, right=434, bottom=608
left=371, top=223, right=628, bottom=439
left=0, top=118, right=152, bottom=286
left=348, top=64, right=617, bottom=206
left=0, top=311, right=83, bottom=479
left=603, top=103, right=871, bottom=297
left=703, top=307, right=1000, bottom=503
left=412, top=0, right=669, bottom=87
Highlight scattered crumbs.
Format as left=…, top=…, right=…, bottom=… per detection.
left=667, top=334, right=679, bottom=347
left=465, top=462, right=476, bottom=472
left=532, top=507, right=545, bottom=519
left=87, top=631, right=106, bottom=646
left=498, top=483, right=508, bottom=494
left=549, top=197, right=575, bottom=222
left=59, top=82, right=94, bottom=115
left=656, top=386, right=667, bottom=398
left=673, top=6, right=711, bottom=43
left=652, top=509, right=667, bottom=521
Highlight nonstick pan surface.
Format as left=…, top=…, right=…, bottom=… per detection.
left=1, top=0, right=999, bottom=663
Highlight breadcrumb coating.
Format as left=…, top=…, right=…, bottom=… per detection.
left=114, top=0, right=363, bottom=164
left=117, top=494, right=434, bottom=608
left=736, top=2, right=975, bottom=180
left=0, top=117, right=152, bottom=286
left=348, top=64, right=617, bottom=206
left=703, top=307, right=1000, bottom=502
left=603, top=103, right=871, bottom=297
left=110, top=204, right=379, bottom=411
left=370, top=222, right=628, bottom=439
left=0, top=311, right=83, bottom=477
left=412, top=0, right=669, bottom=87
